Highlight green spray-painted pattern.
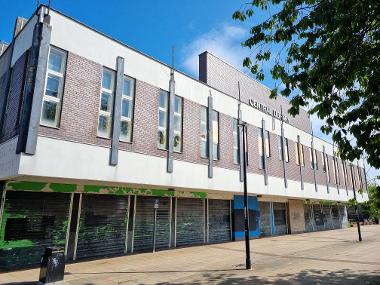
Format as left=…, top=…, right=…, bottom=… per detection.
left=7, top=181, right=46, bottom=191
left=0, top=206, right=34, bottom=249
left=50, top=183, right=77, bottom=193
left=84, top=185, right=175, bottom=197
left=192, top=191, right=207, bottom=199
left=7, top=181, right=77, bottom=193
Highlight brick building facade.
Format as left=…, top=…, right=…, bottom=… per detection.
left=0, top=6, right=368, bottom=271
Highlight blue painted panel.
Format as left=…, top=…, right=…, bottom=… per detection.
left=233, top=195, right=260, bottom=239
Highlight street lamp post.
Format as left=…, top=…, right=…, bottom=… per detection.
left=350, top=164, right=362, bottom=242
left=240, top=121, right=252, bottom=270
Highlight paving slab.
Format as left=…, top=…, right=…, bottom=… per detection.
left=1, top=225, right=379, bottom=285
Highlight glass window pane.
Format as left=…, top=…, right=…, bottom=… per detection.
left=175, top=96, right=182, bottom=113
left=201, top=141, right=207, bottom=157
left=41, top=101, right=58, bottom=125
left=159, top=91, right=168, bottom=108
left=213, top=144, right=218, bottom=159
left=174, top=114, right=181, bottom=132
left=157, top=129, right=167, bottom=149
left=122, top=99, right=130, bottom=118
left=102, top=70, right=112, bottom=90
left=201, top=107, right=207, bottom=122
left=123, top=78, right=132, bottom=97
left=159, top=110, right=166, bottom=128
left=98, top=115, right=111, bottom=136
left=100, top=92, right=112, bottom=112
left=120, top=120, right=131, bottom=141
left=45, top=75, right=60, bottom=97
left=174, top=134, right=182, bottom=152
left=48, top=50, right=63, bottom=73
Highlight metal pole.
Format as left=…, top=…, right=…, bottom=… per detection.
left=350, top=164, right=362, bottom=242
left=125, top=195, right=131, bottom=253
left=0, top=189, right=7, bottom=233
left=73, top=193, right=82, bottom=261
left=153, top=207, right=157, bottom=253
left=64, top=193, right=74, bottom=257
left=241, top=123, right=252, bottom=270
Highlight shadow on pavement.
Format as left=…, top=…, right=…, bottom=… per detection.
left=154, top=269, right=380, bottom=285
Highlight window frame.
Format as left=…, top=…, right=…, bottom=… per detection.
left=157, top=90, right=169, bottom=150
left=120, top=75, right=135, bottom=143
left=40, top=46, right=67, bottom=128
left=97, top=68, right=115, bottom=138
left=157, top=91, right=183, bottom=152
left=212, top=110, right=220, bottom=160
left=233, top=119, right=239, bottom=164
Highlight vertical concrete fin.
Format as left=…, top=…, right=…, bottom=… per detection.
left=323, top=145, right=330, bottom=193
left=362, top=158, right=368, bottom=193
left=298, top=135, right=304, bottom=190
left=110, top=56, right=124, bottom=166
left=23, top=9, right=51, bottom=155
left=311, top=132, right=317, bottom=192
left=237, top=82, right=244, bottom=182
left=167, top=67, right=175, bottom=173
left=280, top=106, right=287, bottom=188
left=208, top=92, right=213, bottom=178
left=262, top=119, right=268, bottom=185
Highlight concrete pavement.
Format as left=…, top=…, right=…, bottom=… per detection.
left=1, top=225, right=379, bottom=285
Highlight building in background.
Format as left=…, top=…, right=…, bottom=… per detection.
left=0, top=5, right=368, bottom=271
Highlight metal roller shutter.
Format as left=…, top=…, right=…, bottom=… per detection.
left=259, top=202, right=272, bottom=236
left=208, top=199, right=231, bottom=243
left=0, top=191, right=71, bottom=271
left=76, top=194, right=129, bottom=259
left=304, top=204, right=314, bottom=232
left=313, top=204, right=325, bottom=231
left=176, top=198, right=205, bottom=247
left=331, top=205, right=340, bottom=229
left=133, top=196, right=171, bottom=252
left=323, top=205, right=333, bottom=229
left=273, top=202, right=287, bottom=235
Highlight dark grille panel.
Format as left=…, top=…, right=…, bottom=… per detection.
left=259, top=202, right=272, bottom=236
left=208, top=199, right=231, bottom=243
left=133, top=196, right=170, bottom=252
left=0, top=191, right=71, bottom=271
left=76, top=194, right=129, bottom=259
left=176, top=198, right=205, bottom=247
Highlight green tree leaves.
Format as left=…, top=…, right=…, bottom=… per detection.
left=233, top=0, right=380, bottom=168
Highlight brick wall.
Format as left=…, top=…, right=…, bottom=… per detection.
left=198, top=52, right=312, bottom=133
left=266, top=133, right=285, bottom=179
left=35, top=50, right=366, bottom=192
left=288, top=199, right=305, bottom=233
left=1, top=51, right=28, bottom=142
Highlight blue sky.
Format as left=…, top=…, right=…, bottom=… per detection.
left=0, top=0, right=378, bottom=182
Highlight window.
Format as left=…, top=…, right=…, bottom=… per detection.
left=265, top=131, right=271, bottom=157
left=233, top=119, right=239, bottom=164
left=200, top=106, right=207, bottom=157
left=120, top=76, right=135, bottom=142
left=295, top=142, right=304, bottom=166
left=322, top=152, right=326, bottom=172
left=157, top=91, right=183, bottom=151
left=200, top=107, right=219, bottom=159
left=97, top=68, right=115, bottom=137
left=173, top=96, right=183, bottom=152
left=326, top=155, right=330, bottom=182
left=158, top=90, right=168, bottom=149
left=258, top=128, right=264, bottom=169
left=41, top=47, right=66, bottom=127
left=212, top=110, right=219, bottom=159
left=333, top=156, right=338, bottom=184
left=309, top=148, right=313, bottom=169
left=278, top=137, right=289, bottom=162
left=314, top=149, right=318, bottom=170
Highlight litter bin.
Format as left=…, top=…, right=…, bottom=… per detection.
left=39, top=246, right=65, bottom=284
